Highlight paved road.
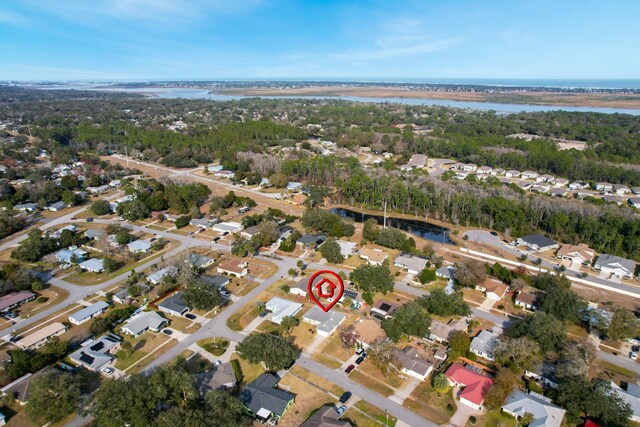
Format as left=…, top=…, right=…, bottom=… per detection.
left=464, top=229, right=640, bottom=297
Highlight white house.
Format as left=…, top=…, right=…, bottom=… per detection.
left=394, top=254, right=429, bottom=275
left=302, top=306, right=346, bottom=336
left=79, top=258, right=105, bottom=273
left=610, top=382, right=640, bottom=422
left=556, top=243, right=595, bottom=265
left=121, top=311, right=168, bottom=337
left=127, top=240, right=152, bottom=254
left=392, top=347, right=434, bottom=381
left=502, top=390, right=566, bottom=427
left=595, top=182, right=613, bottom=192
left=569, top=180, right=589, bottom=190
left=505, top=170, right=521, bottom=178
left=521, top=170, right=539, bottom=180
left=470, top=329, right=501, bottom=361
left=516, top=234, right=559, bottom=252
left=213, top=222, right=243, bottom=234
left=68, top=301, right=109, bottom=325
left=594, top=254, right=637, bottom=279
left=147, top=266, right=178, bottom=285
left=265, top=297, right=303, bottom=324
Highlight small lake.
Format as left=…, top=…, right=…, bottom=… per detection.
left=330, top=207, right=454, bottom=245
left=85, top=87, right=640, bottom=115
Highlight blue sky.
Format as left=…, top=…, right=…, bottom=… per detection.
left=1, top=0, right=639, bottom=80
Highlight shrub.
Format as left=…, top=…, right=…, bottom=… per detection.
left=36, top=296, right=48, bottom=304
left=174, top=215, right=191, bottom=229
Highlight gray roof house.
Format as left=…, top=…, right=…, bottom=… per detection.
left=195, top=363, right=238, bottom=394
left=147, top=266, right=178, bottom=285
left=158, top=292, right=189, bottom=317
left=68, top=301, right=109, bottom=325
left=240, top=373, right=296, bottom=422
left=188, top=253, right=214, bottom=269
left=121, top=311, right=168, bottom=337
left=127, top=240, right=152, bottom=253
left=594, top=254, right=637, bottom=279
left=610, top=381, right=640, bottom=422
left=470, top=329, right=501, bottom=361
left=436, top=266, right=455, bottom=280
left=79, top=258, right=105, bottom=273
left=84, top=229, right=106, bottom=240
left=394, top=254, right=429, bottom=275
left=69, top=334, right=121, bottom=372
left=392, top=347, right=434, bottom=380
left=302, top=306, right=346, bottom=336
left=46, top=201, right=67, bottom=211
left=113, top=284, right=151, bottom=304
left=516, top=234, right=559, bottom=252
left=502, top=390, right=566, bottom=427
left=296, top=233, right=326, bottom=247
left=300, top=405, right=351, bottom=427
left=201, top=274, right=231, bottom=289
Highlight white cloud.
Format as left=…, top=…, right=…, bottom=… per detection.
left=330, top=37, right=458, bottom=61
left=0, top=9, right=27, bottom=26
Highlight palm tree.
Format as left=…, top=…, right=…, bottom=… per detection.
left=432, top=373, right=450, bottom=397
left=518, top=412, right=534, bottom=426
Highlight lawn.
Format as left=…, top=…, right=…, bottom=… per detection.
left=403, top=380, right=456, bottom=425
left=468, top=409, right=517, bottom=427
left=65, top=244, right=172, bottom=285
left=351, top=401, right=398, bottom=427
left=357, top=359, right=405, bottom=389
left=350, top=370, right=394, bottom=397
left=226, top=303, right=262, bottom=331
left=289, top=366, right=344, bottom=397
left=115, top=333, right=171, bottom=371
left=234, top=357, right=264, bottom=384
left=9, top=286, right=69, bottom=319
left=197, top=337, right=229, bottom=356
left=277, top=374, right=335, bottom=427
left=186, top=353, right=214, bottom=374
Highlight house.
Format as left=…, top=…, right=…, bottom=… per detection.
left=55, top=247, right=88, bottom=264
left=213, top=170, right=235, bottom=179
left=455, top=171, right=469, bottom=180
left=290, top=193, right=308, bottom=206
left=481, top=281, right=509, bottom=300
left=147, top=266, right=178, bottom=285
left=445, top=363, right=493, bottom=410
left=531, top=184, right=550, bottom=194
left=436, top=265, right=455, bottom=280
left=536, top=174, right=554, bottom=183
left=614, top=184, right=631, bottom=195
left=113, top=284, right=150, bottom=304
left=633, top=187, right=640, bottom=195
left=217, top=260, right=248, bottom=277
left=69, top=301, right=109, bottom=325
left=300, top=405, right=351, bottom=427
left=121, top=311, right=168, bottom=337
left=188, top=253, right=214, bottom=269
left=287, top=181, right=303, bottom=192
left=476, top=166, right=492, bottom=175
left=516, top=181, right=533, bottom=191
left=46, top=201, right=67, bottom=211
left=354, top=318, right=385, bottom=347
left=336, top=241, right=357, bottom=258
left=240, top=373, right=296, bottom=423
left=552, top=177, right=569, bottom=187
left=505, top=170, right=521, bottom=178
left=14, top=203, right=38, bottom=212
left=265, top=297, right=303, bottom=325
left=630, top=197, right=640, bottom=209
left=490, top=168, right=506, bottom=176
left=240, top=225, right=259, bottom=239
left=127, top=239, right=152, bottom=254
left=0, top=291, right=36, bottom=312
left=302, top=306, right=346, bottom=336
left=557, top=243, right=595, bottom=265
left=406, top=154, right=428, bottom=169
left=428, top=318, right=468, bottom=343
left=516, top=234, right=559, bottom=252
left=394, top=254, right=429, bottom=275
left=371, top=300, right=397, bottom=319
left=502, top=390, right=566, bottom=427
left=16, top=322, right=67, bottom=350
left=213, top=221, right=243, bottom=234
left=392, top=347, right=434, bottom=381
left=515, top=291, right=538, bottom=311
left=609, top=381, right=640, bottom=422
left=69, top=334, right=121, bottom=372
left=521, top=171, right=539, bottom=180
left=569, top=180, right=589, bottom=190
left=470, top=329, right=501, bottom=361
left=549, top=188, right=570, bottom=197
left=50, top=224, right=77, bottom=239
left=79, top=258, right=105, bottom=273
left=595, top=182, right=613, bottom=192
left=603, top=194, right=624, bottom=205
left=297, top=233, right=326, bottom=248
left=195, top=363, right=238, bottom=394
left=359, top=246, right=388, bottom=265
left=594, top=254, right=637, bottom=279
left=87, top=185, right=110, bottom=194
left=259, top=177, right=271, bottom=188
left=158, top=292, right=189, bottom=316
left=0, top=366, right=59, bottom=404
left=524, top=361, right=558, bottom=389
left=190, top=218, right=218, bottom=229
left=290, top=278, right=310, bottom=297
left=461, top=163, right=477, bottom=172
left=84, top=229, right=106, bottom=240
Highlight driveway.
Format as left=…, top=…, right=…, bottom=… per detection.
left=445, top=390, right=483, bottom=427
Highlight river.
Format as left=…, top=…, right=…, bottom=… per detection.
left=90, top=87, right=640, bottom=115
left=330, top=207, right=454, bottom=245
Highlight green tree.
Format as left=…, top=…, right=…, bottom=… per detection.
left=419, top=289, right=470, bottom=317
left=418, top=268, right=436, bottom=284
left=280, top=316, right=299, bottom=335
left=494, top=336, right=541, bottom=372
left=103, top=257, right=118, bottom=273
left=367, top=338, right=400, bottom=377
left=539, top=285, right=586, bottom=323
left=269, top=172, right=289, bottom=188
left=608, top=308, right=640, bottom=340
left=362, top=218, right=380, bottom=242
left=25, top=371, right=80, bottom=424
left=484, top=368, right=518, bottom=409
left=448, top=330, right=471, bottom=358
left=432, top=373, right=451, bottom=396
left=91, top=199, right=111, bottom=215
left=454, top=259, right=487, bottom=288
left=350, top=263, right=394, bottom=294
left=320, top=237, right=344, bottom=264
left=382, top=301, right=431, bottom=341
left=182, top=280, right=223, bottom=310
left=506, top=312, right=566, bottom=354
left=236, top=333, right=301, bottom=371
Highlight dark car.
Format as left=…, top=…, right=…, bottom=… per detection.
left=355, top=356, right=365, bottom=365
left=86, top=217, right=94, bottom=222
left=2, top=312, right=17, bottom=319
left=212, top=236, right=221, bottom=242
left=70, top=217, right=77, bottom=220
left=345, top=364, right=355, bottom=374
left=162, top=329, right=173, bottom=335
left=185, top=313, right=197, bottom=320
left=339, top=392, right=352, bottom=403
left=259, top=310, right=269, bottom=318
left=490, top=231, right=498, bottom=236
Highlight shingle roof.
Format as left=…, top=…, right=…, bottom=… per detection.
left=303, top=306, right=346, bottom=334
left=502, top=390, right=565, bottom=427
left=158, top=292, right=188, bottom=314
left=392, top=347, right=433, bottom=376
left=520, top=234, right=557, bottom=248
left=241, top=373, right=296, bottom=417
left=195, top=363, right=238, bottom=394
left=69, top=301, right=109, bottom=323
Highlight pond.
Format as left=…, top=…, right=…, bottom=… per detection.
left=330, top=207, right=454, bottom=245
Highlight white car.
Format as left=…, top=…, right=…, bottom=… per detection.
left=101, top=367, right=115, bottom=375
left=213, top=360, right=222, bottom=366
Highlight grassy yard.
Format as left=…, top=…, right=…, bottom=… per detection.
left=468, top=409, right=517, bottom=427
left=197, top=337, right=229, bottom=356
left=289, top=366, right=344, bottom=397
left=403, top=380, right=456, bottom=425
left=277, top=374, right=335, bottom=427
left=226, top=303, right=262, bottom=331
left=234, top=357, right=264, bottom=384
left=115, top=333, right=171, bottom=371
left=350, top=371, right=394, bottom=397
left=352, top=401, right=398, bottom=427
left=186, top=353, right=214, bottom=374
left=357, top=359, right=405, bottom=389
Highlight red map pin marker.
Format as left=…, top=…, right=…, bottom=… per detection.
left=308, top=270, right=344, bottom=312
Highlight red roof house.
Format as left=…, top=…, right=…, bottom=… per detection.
left=445, top=363, right=494, bottom=410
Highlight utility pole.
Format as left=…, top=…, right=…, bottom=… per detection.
left=383, top=200, right=387, bottom=229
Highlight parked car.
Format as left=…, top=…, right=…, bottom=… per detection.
left=345, top=364, right=355, bottom=374
left=221, top=290, right=231, bottom=298
left=490, top=231, right=498, bottom=236
left=336, top=405, right=348, bottom=415
left=355, top=348, right=364, bottom=355
left=150, top=237, right=156, bottom=242
left=212, top=237, right=221, bottom=242
left=259, top=310, right=269, bottom=318
left=339, top=392, right=352, bottom=403
left=213, top=360, right=222, bottom=366
left=185, top=313, right=197, bottom=320
left=355, top=356, right=365, bottom=365
left=86, top=217, right=94, bottom=222
left=70, top=217, right=77, bottom=220
left=162, top=329, right=173, bottom=336
left=101, top=367, right=115, bottom=375
left=631, top=350, right=638, bottom=360
left=1, top=312, right=17, bottom=319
